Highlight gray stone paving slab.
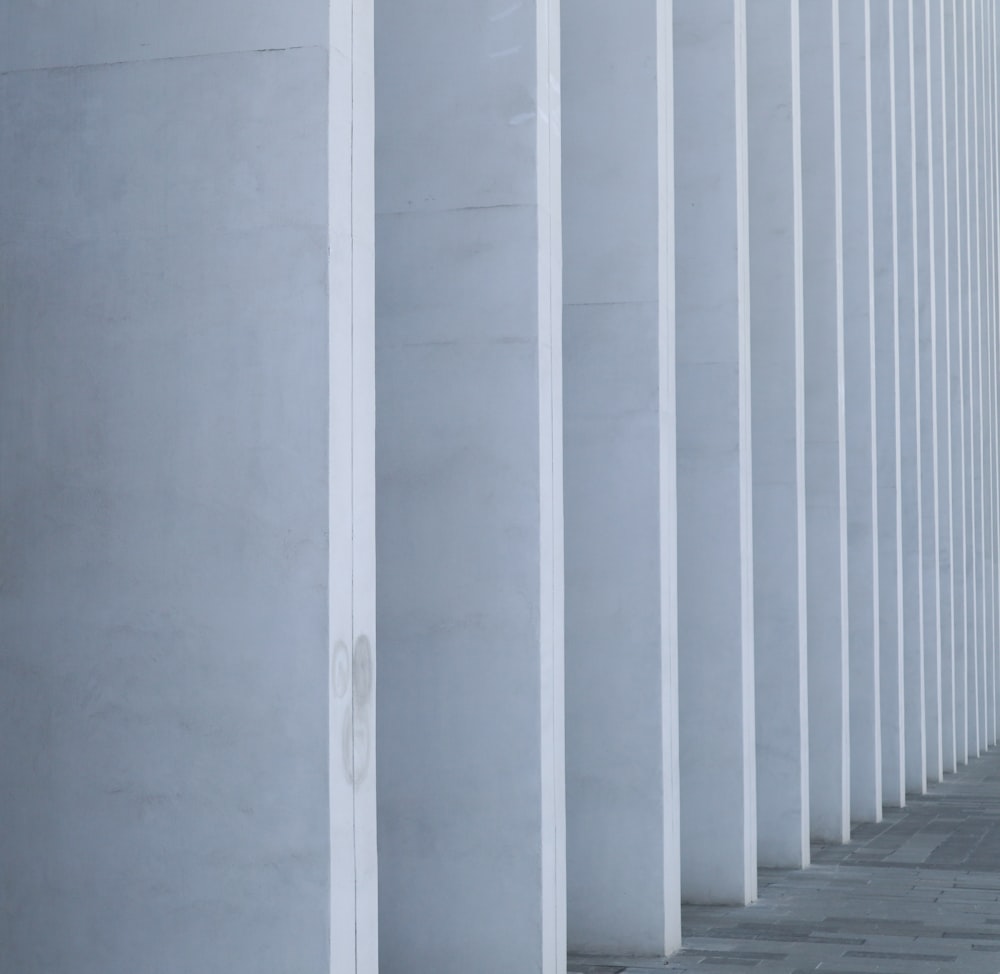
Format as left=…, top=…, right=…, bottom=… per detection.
left=569, top=748, right=1000, bottom=974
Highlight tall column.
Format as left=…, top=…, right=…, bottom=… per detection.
left=972, top=0, right=991, bottom=750
left=749, top=0, right=809, bottom=867
left=989, top=5, right=1000, bottom=743
left=964, top=0, right=982, bottom=757
left=983, top=0, right=999, bottom=749
left=562, top=0, right=680, bottom=955
left=0, top=2, right=370, bottom=971
left=873, top=0, right=907, bottom=807
left=802, top=0, right=850, bottom=843
left=973, top=0, right=993, bottom=750
left=842, top=0, right=883, bottom=824
left=978, top=4, right=996, bottom=746
left=914, top=0, right=943, bottom=787
left=374, top=0, right=566, bottom=969
left=935, top=0, right=958, bottom=775
left=951, top=0, right=970, bottom=766
left=675, top=0, right=757, bottom=905
left=896, top=0, right=928, bottom=795
left=987, top=0, right=997, bottom=750
left=991, top=3, right=1000, bottom=746
left=334, top=4, right=378, bottom=968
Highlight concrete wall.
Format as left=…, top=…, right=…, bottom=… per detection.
left=0, top=2, right=374, bottom=971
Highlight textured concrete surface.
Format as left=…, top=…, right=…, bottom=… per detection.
left=673, top=0, right=757, bottom=907
left=374, top=1, right=566, bottom=970
left=801, top=0, right=850, bottom=848
left=0, top=43, right=337, bottom=974
left=747, top=0, right=810, bottom=873
left=562, top=0, right=680, bottom=956
left=571, top=747, right=1000, bottom=973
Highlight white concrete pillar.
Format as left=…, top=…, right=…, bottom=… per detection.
left=989, top=1, right=1000, bottom=749
left=0, top=3, right=371, bottom=971
left=748, top=0, right=810, bottom=867
left=991, top=3, right=1000, bottom=747
left=802, top=0, right=850, bottom=844
left=914, top=0, right=943, bottom=788
left=896, top=0, right=928, bottom=795
left=982, top=0, right=1000, bottom=750
left=841, top=0, right=883, bottom=824
left=374, top=0, right=566, bottom=969
left=333, top=4, right=378, bottom=969
left=961, top=0, right=981, bottom=758
left=993, top=0, right=1000, bottom=749
left=562, top=0, right=680, bottom=956
left=980, top=0, right=997, bottom=750
left=983, top=0, right=992, bottom=749
left=963, top=0, right=983, bottom=757
left=982, top=0, right=992, bottom=751
left=951, top=0, right=978, bottom=764
left=674, top=0, right=757, bottom=906
left=987, top=0, right=998, bottom=751
left=872, top=0, right=907, bottom=807
left=975, top=0, right=989, bottom=753
left=971, top=1, right=991, bottom=752
left=934, top=0, right=959, bottom=775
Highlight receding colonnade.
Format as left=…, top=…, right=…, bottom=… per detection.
left=4, top=2, right=1000, bottom=973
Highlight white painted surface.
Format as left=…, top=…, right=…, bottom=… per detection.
left=993, top=1, right=1000, bottom=750
left=374, top=0, right=566, bottom=970
left=801, top=0, right=850, bottom=844
left=872, top=0, right=907, bottom=807
left=913, top=0, right=943, bottom=788
left=975, top=0, right=988, bottom=754
left=992, top=0, right=999, bottom=751
left=332, top=0, right=379, bottom=970
left=841, top=0, right=883, bottom=825
left=747, top=0, right=810, bottom=868
left=562, top=0, right=680, bottom=955
left=895, top=0, right=928, bottom=796
left=0, top=7, right=369, bottom=965
left=973, top=1, right=991, bottom=750
left=984, top=0, right=996, bottom=750
left=988, top=3, right=1000, bottom=751
left=968, top=1, right=988, bottom=754
left=674, top=0, right=757, bottom=907
left=962, top=0, right=982, bottom=758
left=978, top=0, right=989, bottom=749
left=953, top=0, right=972, bottom=764
left=934, top=0, right=958, bottom=776
left=977, top=1, right=998, bottom=750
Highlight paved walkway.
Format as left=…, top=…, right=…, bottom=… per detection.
left=570, top=747, right=1000, bottom=973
